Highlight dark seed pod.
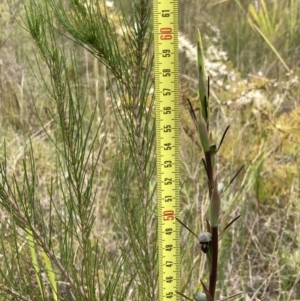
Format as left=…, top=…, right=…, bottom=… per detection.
left=198, top=232, right=212, bottom=254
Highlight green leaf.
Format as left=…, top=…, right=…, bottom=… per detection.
left=197, top=29, right=208, bottom=123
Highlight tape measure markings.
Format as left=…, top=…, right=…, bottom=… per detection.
left=154, top=1, right=180, bottom=300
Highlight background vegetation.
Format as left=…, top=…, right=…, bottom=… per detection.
left=0, top=0, right=299, bottom=300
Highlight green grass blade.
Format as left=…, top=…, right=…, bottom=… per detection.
left=42, top=250, right=58, bottom=301
left=27, top=228, right=43, bottom=297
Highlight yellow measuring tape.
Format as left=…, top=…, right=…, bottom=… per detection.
left=153, top=1, right=180, bottom=300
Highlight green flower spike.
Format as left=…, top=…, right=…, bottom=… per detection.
left=187, top=98, right=210, bottom=152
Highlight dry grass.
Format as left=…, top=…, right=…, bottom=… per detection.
left=0, top=0, right=299, bottom=300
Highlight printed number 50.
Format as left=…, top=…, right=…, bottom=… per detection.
left=163, top=210, right=174, bottom=221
